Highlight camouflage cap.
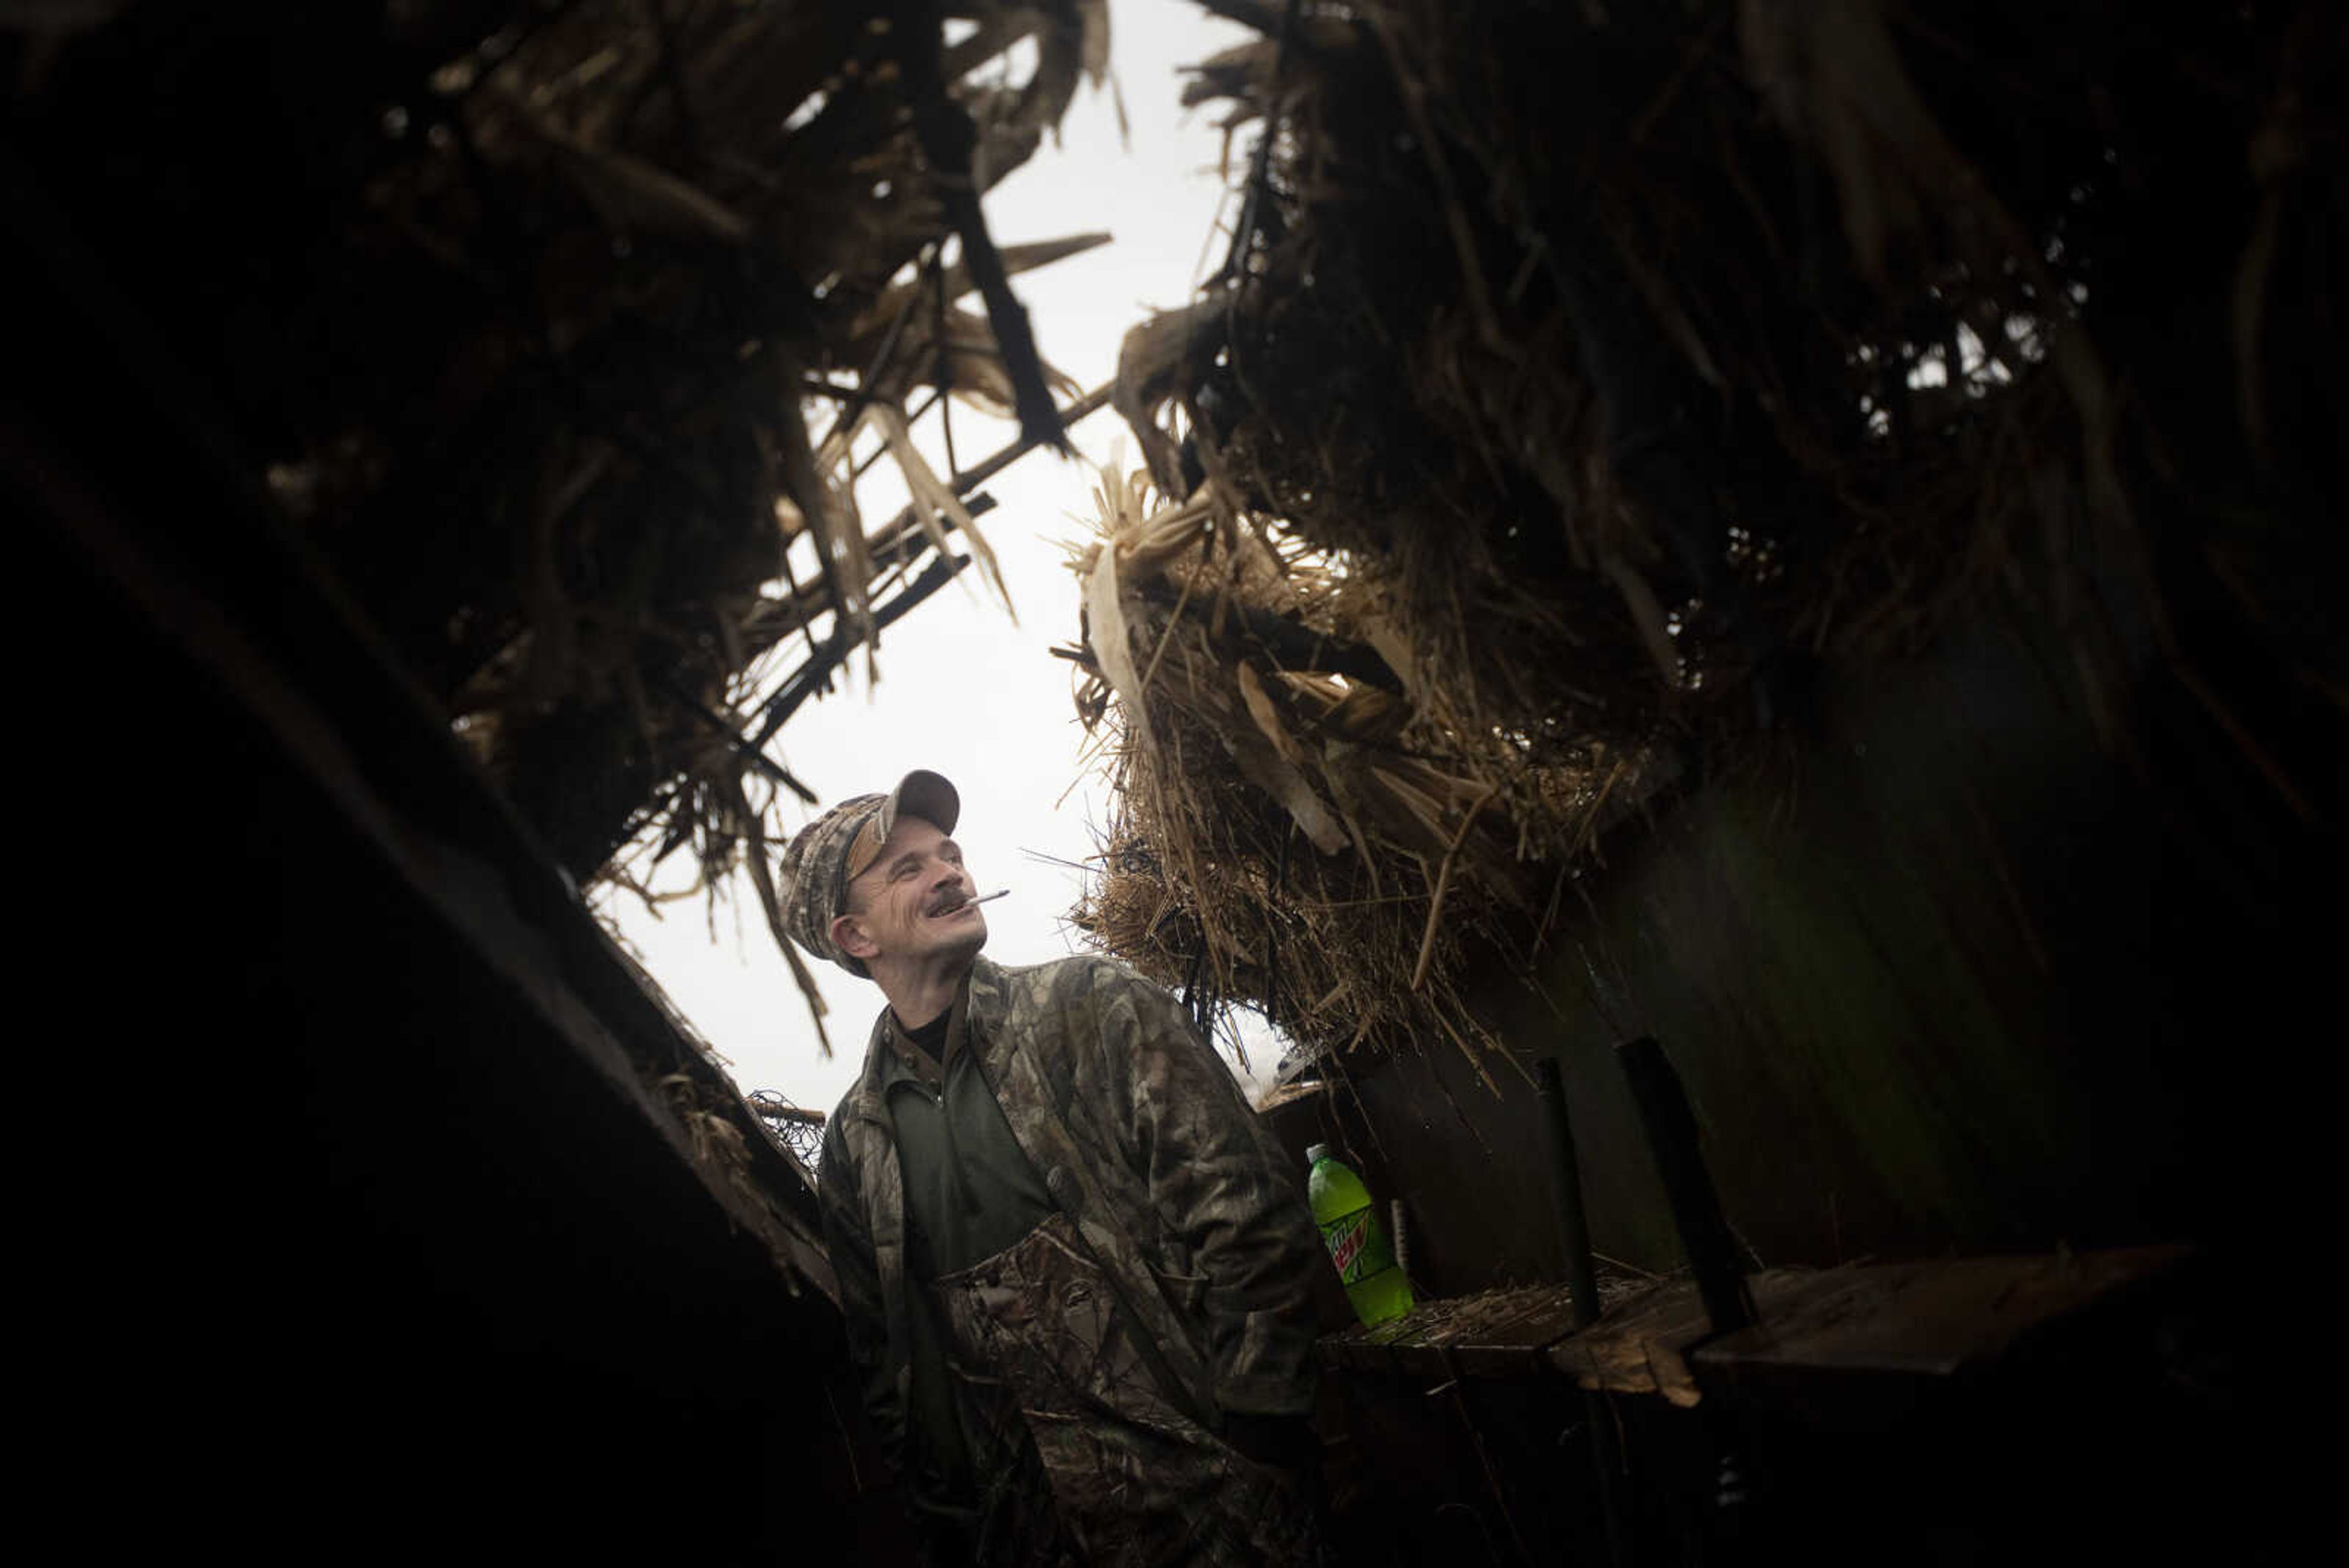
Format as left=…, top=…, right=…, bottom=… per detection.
left=776, top=769, right=962, bottom=976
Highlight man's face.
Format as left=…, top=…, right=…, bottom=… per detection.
left=831, top=814, right=987, bottom=975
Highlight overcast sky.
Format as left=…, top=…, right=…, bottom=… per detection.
left=595, top=1, right=1285, bottom=1115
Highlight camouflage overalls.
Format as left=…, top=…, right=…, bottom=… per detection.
left=819, top=954, right=1324, bottom=1566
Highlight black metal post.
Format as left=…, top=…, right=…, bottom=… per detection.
left=1538, top=1057, right=1631, bottom=1568
left=1615, top=1036, right=1754, bottom=1336
left=1616, top=1036, right=1764, bottom=1554
left=1537, top=1058, right=1603, bottom=1325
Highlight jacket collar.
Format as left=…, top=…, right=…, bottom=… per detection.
left=845, top=954, right=1011, bottom=1123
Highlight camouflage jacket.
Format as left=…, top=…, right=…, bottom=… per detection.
left=817, top=953, right=1323, bottom=1490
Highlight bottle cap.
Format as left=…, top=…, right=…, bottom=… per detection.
left=1305, top=1143, right=1330, bottom=1165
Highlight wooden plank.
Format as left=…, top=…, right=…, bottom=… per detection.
left=1546, top=1277, right=1709, bottom=1405
left=1255, top=1079, right=1331, bottom=1114
left=1318, top=1279, right=1648, bottom=1380
left=1410, top=1279, right=1653, bottom=1378
left=1545, top=1269, right=1830, bottom=1406
left=1538, top=1247, right=2192, bottom=1411
left=1390, top=1287, right=1562, bottom=1379
left=1690, top=1245, right=2192, bottom=1383
left=1318, top=1288, right=1527, bottom=1375
left=1444, top=1291, right=1588, bottom=1378
left=1321, top=1248, right=2192, bottom=1406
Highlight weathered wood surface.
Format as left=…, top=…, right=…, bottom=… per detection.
left=1318, top=1295, right=1444, bottom=1374
left=1691, top=1245, right=2192, bottom=1382
left=1317, top=1277, right=1643, bottom=1378
left=1546, top=1269, right=1828, bottom=1406
left=1319, top=1247, right=2194, bottom=1413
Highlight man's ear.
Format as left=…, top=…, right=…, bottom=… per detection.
left=831, top=911, right=879, bottom=962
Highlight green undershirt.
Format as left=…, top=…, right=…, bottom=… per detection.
left=882, top=990, right=1055, bottom=1515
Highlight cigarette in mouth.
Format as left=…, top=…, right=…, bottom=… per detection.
left=970, top=888, right=1009, bottom=905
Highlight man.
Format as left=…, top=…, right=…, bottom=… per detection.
left=781, top=769, right=1325, bottom=1566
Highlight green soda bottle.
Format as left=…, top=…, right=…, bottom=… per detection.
left=1307, top=1143, right=1414, bottom=1326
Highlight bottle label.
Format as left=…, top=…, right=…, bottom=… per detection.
left=1319, top=1205, right=1390, bottom=1286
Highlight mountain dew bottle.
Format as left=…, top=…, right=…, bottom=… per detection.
left=1307, top=1143, right=1414, bottom=1326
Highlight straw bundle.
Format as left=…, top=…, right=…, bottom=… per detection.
left=1066, top=468, right=1638, bottom=1072
left=1083, top=0, right=2344, bottom=1067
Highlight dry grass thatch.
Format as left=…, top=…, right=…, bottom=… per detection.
left=1076, top=0, right=2346, bottom=1068
left=8, top=1, right=1120, bottom=1053
left=1065, top=468, right=1638, bottom=1078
